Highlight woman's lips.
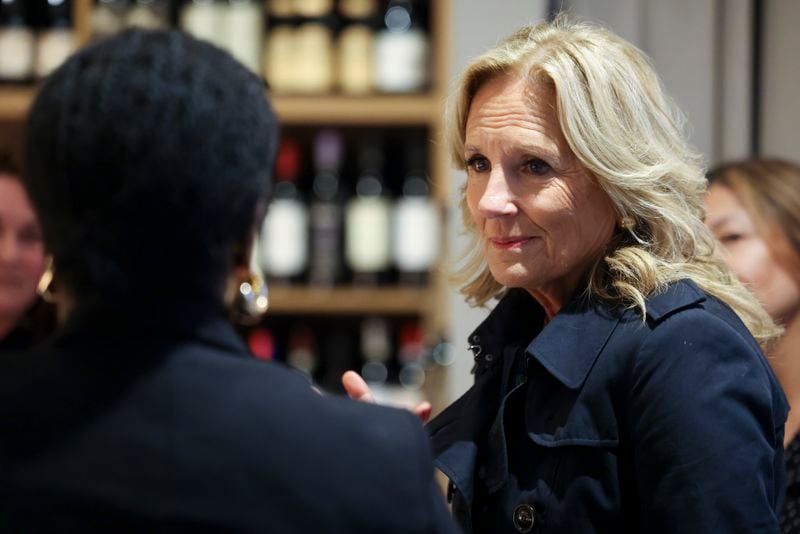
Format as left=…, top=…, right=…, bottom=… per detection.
left=489, top=236, right=534, bottom=249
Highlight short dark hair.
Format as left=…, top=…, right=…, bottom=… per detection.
left=25, top=30, right=278, bottom=302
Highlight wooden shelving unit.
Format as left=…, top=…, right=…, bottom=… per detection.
left=0, top=88, right=441, bottom=124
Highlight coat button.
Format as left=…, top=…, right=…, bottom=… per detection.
left=513, top=503, right=535, bottom=533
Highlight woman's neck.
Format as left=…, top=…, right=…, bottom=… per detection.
left=772, top=315, right=800, bottom=446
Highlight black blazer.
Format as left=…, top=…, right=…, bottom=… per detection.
left=0, top=298, right=458, bottom=533
left=429, top=280, right=787, bottom=533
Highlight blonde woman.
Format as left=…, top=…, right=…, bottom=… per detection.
left=705, top=159, right=800, bottom=533
left=342, top=17, right=786, bottom=532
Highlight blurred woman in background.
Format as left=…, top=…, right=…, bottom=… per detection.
left=0, top=155, right=52, bottom=350
left=706, top=159, right=800, bottom=533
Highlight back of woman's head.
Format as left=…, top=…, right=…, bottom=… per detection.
left=709, top=159, right=800, bottom=276
left=25, top=29, right=278, bottom=304
left=449, top=16, right=778, bottom=345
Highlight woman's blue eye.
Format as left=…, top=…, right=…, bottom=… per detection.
left=526, top=158, right=551, bottom=176
left=466, top=156, right=489, bottom=173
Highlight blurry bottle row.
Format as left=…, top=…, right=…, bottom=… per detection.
left=90, top=0, right=431, bottom=95
left=240, top=314, right=455, bottom=396
left=257, top=127, right=441, bottom=287
left=0, top=0, right=76, bottom=82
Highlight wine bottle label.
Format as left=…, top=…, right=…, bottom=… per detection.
left=0, top=28, right=35, bottom=80
left=263, top=26, right=295, bottom=92
left=180, top=3, right=226, bottom=49
left=339, top=25, right=374, bottom=94
left=294, top=23, right=334, bottom=93
left=260, top=199, right=309, bottom=277
left=374, top=29, right=429, bottom=92
left=392, top=198, right=439, bottom=271
left=35, top=29, right=76, bottom=79
left=223, top=2, right=263, bottom=73
left=345, top=197, right=391, bottom=272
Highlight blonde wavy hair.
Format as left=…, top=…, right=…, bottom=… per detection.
left=449, top=17, right=780, bottom=346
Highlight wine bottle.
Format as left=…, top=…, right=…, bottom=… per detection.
left=291, top=0, right=336, bottom=93
left=309, top=129, right=345, bottom=287
left=337, top=0, right=377, bottom=94
left=0, top=0, right=35, bottom=82
left=263, top=0, right=295, bottom=93
left=35, top=0, right=76, bottom=79
left=392, top=139, right=440, bottom=285
left=222, top=0, right=263, bottom=74
left=374, top=0, right=429, bottom=93
left=397, top=320, right=426, bottom=390
left=286, top=322, right=317, bottom=379
left=180, top=0, right=226, bottom=50
left=344, top=140, right=392, bottom=285
left=259, top=138, right=309, bottom=283
left=360, top=317, right=391, bottom=385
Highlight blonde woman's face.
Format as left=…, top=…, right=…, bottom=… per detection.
left=705, top=183, right=800, bottom=325
left=0, top=175, right=45, bottom=320
left=464, top=75, right=617, bottom=308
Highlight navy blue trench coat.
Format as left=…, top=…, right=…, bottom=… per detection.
left=429, top=280, right=788, bottom=533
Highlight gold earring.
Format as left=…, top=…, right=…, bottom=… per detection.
left=37, top=255, right=56, bottom=303
left=227, top=270, right=269, bottom=326
left=618, top=216, right=635, bottom=231
left=239, top=272, right=269, bottom=317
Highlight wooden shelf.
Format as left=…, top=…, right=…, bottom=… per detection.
left=272, top=94, right=441, bottom=126
left=0, top=86, right=36, bottom=121
left=0, top=88, right=441, bottom=126
left=267, top=286, right=430, bottom=315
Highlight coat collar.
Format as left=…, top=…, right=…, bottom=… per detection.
left=528, top=278, right=706, bottom=390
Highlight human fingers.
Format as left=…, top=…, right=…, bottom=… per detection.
left=342, top=370, right=376, bottom=403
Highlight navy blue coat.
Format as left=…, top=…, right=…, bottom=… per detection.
left=429, top=280, right=787, bottom=533
left=0, top=298, right=459, bottom=533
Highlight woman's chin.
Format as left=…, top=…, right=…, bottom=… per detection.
left=489, top=265, right=537, bottom=291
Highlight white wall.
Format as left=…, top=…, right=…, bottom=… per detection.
left=568, top=0, right=753, bottom=164
left=761, top=0, right=800, bottom=159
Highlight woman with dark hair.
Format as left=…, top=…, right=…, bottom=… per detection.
left=706, top=159, right=800, bottom=533
left=0, top=155, right=54, bottom=350
left=0, top=29, right=457, bottom=533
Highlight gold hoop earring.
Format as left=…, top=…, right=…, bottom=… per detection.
left=227, top=270, right=269, bottom=326
left=239, top=272, right=269, bottom=317
left=37, top=255, right=56, bottom=303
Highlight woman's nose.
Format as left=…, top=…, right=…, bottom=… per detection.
left=477, top=170, right=516, bottom=218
